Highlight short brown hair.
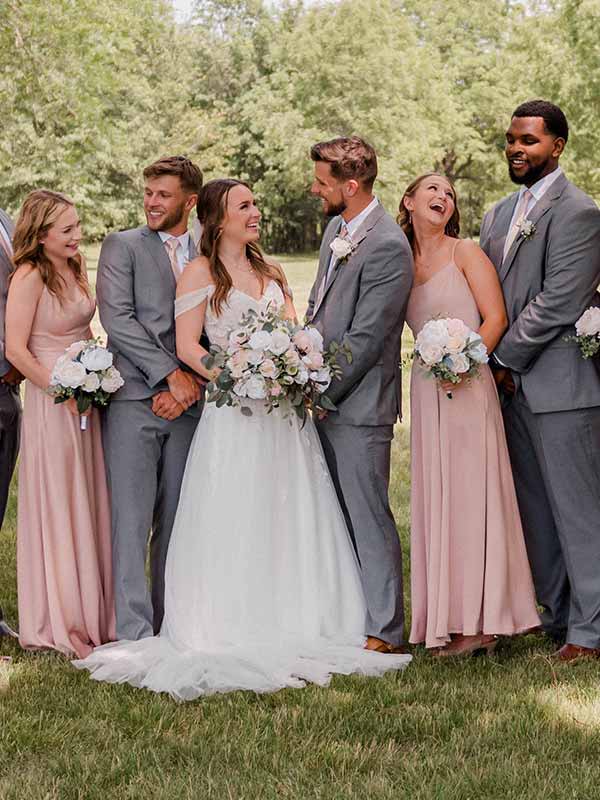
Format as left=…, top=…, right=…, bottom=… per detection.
left=310, top=136, right=377, bottom=189
left=143, top=155, right=203, bottom=194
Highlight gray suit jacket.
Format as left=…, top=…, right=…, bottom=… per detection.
left=480, top=172, right=600, bottom=413
left=307, top=203, right=413, bottom=426
left=97, top=226, right=201, bottom=411
left=0, top=209, right=15, bottom=376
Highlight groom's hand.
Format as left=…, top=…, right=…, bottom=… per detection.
left=166, top=368, right=201, bottom=409
left=494, top=368, right=516, bottom=395
left=152, top=391, right=185, bottom=420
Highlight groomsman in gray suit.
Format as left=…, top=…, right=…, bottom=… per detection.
left=0, top=207, right=21, bottom=638
left=307, top=137, right=413, bottom=654
left=98, top=156, right=203, bottom=640
left=480, top=100, right=600, bottom=662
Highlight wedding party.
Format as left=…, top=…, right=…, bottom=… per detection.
left=2, top=0, right=600, bottom=797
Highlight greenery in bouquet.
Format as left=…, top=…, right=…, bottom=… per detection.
left=202, top=304, right=352, bottom=422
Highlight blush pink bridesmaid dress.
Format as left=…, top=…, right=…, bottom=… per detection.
left=17, top=286, right=115, bottom=658
left=406, top=246, right=540, bottom=649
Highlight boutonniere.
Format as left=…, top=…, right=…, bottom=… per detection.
left=329, top=236, right=356, bottom=262
left=519, top=219, right=536, bottom=241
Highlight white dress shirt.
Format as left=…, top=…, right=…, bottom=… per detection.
left=158, top=230, right=191, bottom=276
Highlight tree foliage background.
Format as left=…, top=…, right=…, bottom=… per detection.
left=0, top=0, right=598, bottom=249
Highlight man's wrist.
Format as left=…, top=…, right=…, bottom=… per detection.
left=489, top=353, right=507, bottom=371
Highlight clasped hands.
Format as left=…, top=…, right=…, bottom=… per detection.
left=0, top=365, right=23, bottom=386
left=152, top=368, right=203, bottom=420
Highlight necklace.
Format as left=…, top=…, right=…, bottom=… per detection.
left=225, top=256, right=254, bottom=274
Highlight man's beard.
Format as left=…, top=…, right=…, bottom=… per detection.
left=146, top=201, right=187, bottom=231
left=508, top=158, right=550, bottom=186
left=325, top=198, right=347, bottom=217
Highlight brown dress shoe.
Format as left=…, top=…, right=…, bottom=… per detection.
left=364, top=636, right=409, bottom=655
left=552, top=643, right=600, bottom=663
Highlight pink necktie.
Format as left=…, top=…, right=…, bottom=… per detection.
left=503, top=190, right=532, bottom=262
left=164, top=238, right=181, bottom=277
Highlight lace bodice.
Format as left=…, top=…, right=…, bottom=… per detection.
left=175, top=280, right=285, bottom=348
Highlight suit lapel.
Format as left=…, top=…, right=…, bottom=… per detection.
left=498, top=173, right=568, bottom=282
left=141, top=226, right=176, bottom=290
left=313, top=204, right=386, bottom=317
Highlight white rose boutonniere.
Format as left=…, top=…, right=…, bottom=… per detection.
left=329, top=236, right=355, bottom=262
left=519, top=219, right=536, bottom=241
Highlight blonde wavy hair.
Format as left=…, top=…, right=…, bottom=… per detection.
left=12, top=189, right=89, bottom=299
left=197, top=179, right=285, bottom=316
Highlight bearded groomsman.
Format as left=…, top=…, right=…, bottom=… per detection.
left=307, top=136, right=413, bottom=654
left=480, top=100, right=600, bottom=662
left=98, top=156, right=203, bottom=640
left=0, top=206, right=21, bottom=638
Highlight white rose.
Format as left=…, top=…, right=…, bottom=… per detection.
left=259, top=359, right=279, bottom=379
left=418, top=343, right=444, bottom=366
left=417, top=319, right=450, bottom=348
left=330, top=237, right=354, bottom=260
left=268, top=330, right=291, bottom=356
left=444, top=318, right=470, bottom=353
left=100, top=367, right=124, bottom=393
left=468, top=342, right=489, bottom=364
left=82, top=372, right=101, bottom=392
left=306, top=327, right=324, bottom=352
left=246, top=374, right=267, bottom=399
left=311, top=367, right=331, bottom=391
left=575, top=307, right=600, bottom=337
left=446, top=353, right=471, bottom=374
left=246, top=349, right=264, bottom=366
left=233, top=379, right=249, bottom=398
left=52, top=359, right=87, bottom=389
left=248, top=330, right=272, bottom=351
left=295, top=367, right=309, bottom=385
left=80, top=346, right=113, bottom=372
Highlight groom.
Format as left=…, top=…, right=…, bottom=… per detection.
left=480, top=100, right=600, bottom=662
left=307, top=136, right=413, bottom=653
left=98, top=156, right=203, bottom=640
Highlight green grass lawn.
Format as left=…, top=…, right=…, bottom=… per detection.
left=2, top=255, right=600, bottom=800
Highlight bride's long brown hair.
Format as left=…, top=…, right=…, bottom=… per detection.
left=12, top=189, right=89, bottom=300
left=197, top=179, right=285, bottom=316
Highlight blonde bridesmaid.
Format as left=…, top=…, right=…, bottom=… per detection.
left=6, top=190, right=115, bottom=658
left=399, top=173, right=539, bottom=656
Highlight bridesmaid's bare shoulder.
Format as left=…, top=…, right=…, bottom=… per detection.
left=454, top=238, right=493, bottom=273
left=9, top=262, right=44, bottom=294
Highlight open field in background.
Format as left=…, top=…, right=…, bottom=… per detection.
left=2, top=255, right=600, bottom=800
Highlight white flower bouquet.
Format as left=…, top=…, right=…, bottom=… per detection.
left=565, top=306, right=600, bottom=359
left=201, top=304, right=351, bottom=422
left=413, top=317, right=488, bottom=398
left=48, top=339, right=124, bottom=430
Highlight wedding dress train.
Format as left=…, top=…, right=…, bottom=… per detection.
left=73, top=281, right=411, bottom=699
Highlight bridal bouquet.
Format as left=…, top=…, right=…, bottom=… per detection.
left=414, top=317, right=488, bottom=398
left=48, top=339, right=124, bottom=430
left=201, top=305, right=351, bottom=421
left=565, top=306, right=600, bottom=359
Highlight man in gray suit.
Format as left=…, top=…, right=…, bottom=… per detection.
left=0, top=207, right=21, bottom=638
left=98, top=156, right=203, bottom=640
left=307, top=137, right=413, bottom=653
left=480, top=100, right=600, bottom=662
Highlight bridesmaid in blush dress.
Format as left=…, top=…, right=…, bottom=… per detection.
left=6, top=190, right=115, bottom=658
left=399, top=174, right=539, bottom=656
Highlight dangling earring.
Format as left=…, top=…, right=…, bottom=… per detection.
left=409, top=212, right=413, bottom=226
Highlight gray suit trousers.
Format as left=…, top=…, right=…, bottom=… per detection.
left=503, top=389, right=600, bottom=648
left=103, top=399, right=199, bottom=640
left=0, top=385, right=20, bottom=530
left=315, top=421, right=405, bottom=645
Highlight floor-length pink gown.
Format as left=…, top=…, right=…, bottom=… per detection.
left=17, top=286, right=115, bottom=658
left=406, top=250, right=540, bottom=649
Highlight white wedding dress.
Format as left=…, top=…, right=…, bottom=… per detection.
left=73, top=281, right=411, bottom=700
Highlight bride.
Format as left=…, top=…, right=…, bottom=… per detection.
left=74, top=178, right=411, bottom=700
